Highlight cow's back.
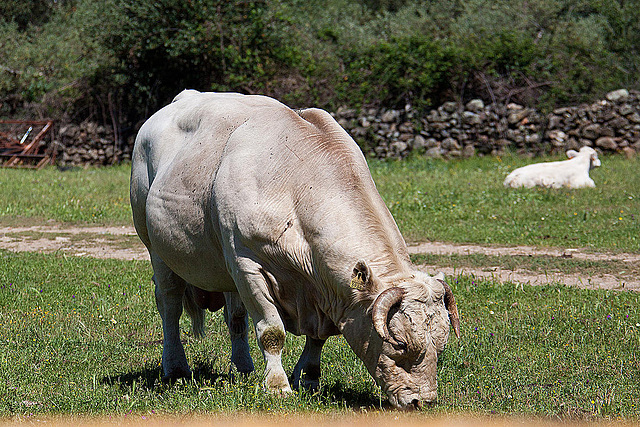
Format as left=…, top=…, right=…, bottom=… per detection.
left=131, top=91, right=410, bottom=305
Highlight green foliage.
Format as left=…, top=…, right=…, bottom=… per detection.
left=1, top=0, right=640, bottom=141
left=0, top=1, right=114, bottom=118
left=340, top=35, right=459, bottom=110
left=102, top=0, right=306, bottom=118
left=0, top=0, right=62, bottom=30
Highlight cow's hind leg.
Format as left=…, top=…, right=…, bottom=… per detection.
left=151, top=254, right=191, bottom=381
left=292, top=337, right=325, bottom=391
left=224, top=292, right=254, bottom=374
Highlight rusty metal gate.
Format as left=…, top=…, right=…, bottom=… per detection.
left=0, top=119, right=55, bottom=169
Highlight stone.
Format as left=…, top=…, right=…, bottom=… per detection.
left=442, top=137, right=461, bottom=150
left=622, top=146, right=636, bottom=158
left=462, top=111, right=482, bottom=125
left=548, top=115, right=563, bottom=129
left=442, top=101, right=457, bottom=113
left=566, top=138, right=580, bottom=151
left=425, top=138, right=439, bottom=148
left=397, top=121, right=411, bottom=132
left=600, top=127, right=615, bottom=137
left=381, top=110, right=400, bottom=123
left=606, top=89, right=629, bottom=102
left=553, top=107, right=571, bottom=115
left=579, top=139, right=593, bottom=147
left=628, top=113, right=640, bottom=124
left=608, top=116, right=630, bottom=129
left=525, top=133, right=541, bottom=145
left=413, top=135, right=427, bottom=150
left=425, top=147, right=443, bottom=158
left=618, top=104, right=634, bottom=116
left=352, top=127, right=367, bottom=137
left=595, top=136, right=618, bottom=150
left=465, top=99, right=484, bottom=112
left=462, top=145, right=476, bottom=158
left=374, top=146, right=387, bottom=156
left=581, top=124, right=600, bottom=139
left=508, top=109, right=530, bottom=125
left=390, top=140, right=408, bottom=152
left=399, top=133, right=413, bottom=142
left=548, top=130, right=567, bottom=141
left=85, top=122, right=98, bottom=134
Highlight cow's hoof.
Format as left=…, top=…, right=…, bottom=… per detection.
left=269, top=385, right=293, bottom=396
left=265, top=371, right=292, bottom=394
left=232, top=356, right=255, bottom=374
left=291, top=365, right=320, bottom=391
left=296, top=378, right=320, bottom=392
left=161, top=367, right=192, bottom=383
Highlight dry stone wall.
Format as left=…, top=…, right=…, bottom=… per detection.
left=53, top=89, right=639, bottom=166
left=55, top=122, right=128, bottom=166
left=334, top=88, right=640, bottom=159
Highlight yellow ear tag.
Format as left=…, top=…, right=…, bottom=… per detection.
left=350, top=272, right=366, bottom=290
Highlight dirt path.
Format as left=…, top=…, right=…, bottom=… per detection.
left=1, top=225, right=637, bottom=291
left=407, top=242, right=639, bottom=291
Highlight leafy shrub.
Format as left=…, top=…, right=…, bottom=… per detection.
left=1, top=0, right=639, bottom=131
left=101, top=0, right=307, bottom=119
left=339, top=35, right=459, bottom=110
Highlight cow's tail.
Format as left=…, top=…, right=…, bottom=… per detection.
left=183, top=285, right=205, bottom=338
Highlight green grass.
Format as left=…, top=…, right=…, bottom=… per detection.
left=1, top=157, right=639, bottom=420
left=0, top=164, right=132, bottom=225
left=370, top=154, right=640, bottom=252
left=0, top=251, right=638, bottom=419
left=1, top=155, right=639, bottom=253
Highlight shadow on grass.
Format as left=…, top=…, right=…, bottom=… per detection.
left=102, top=362, right=384, bottom=409
left=318, top=382, right=387, bottom=410
left=101, top=360, right=229, bottom=391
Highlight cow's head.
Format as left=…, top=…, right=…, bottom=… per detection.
left=350, top=261, right=460, bottom=409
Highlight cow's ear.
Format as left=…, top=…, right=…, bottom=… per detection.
left=566, top=150, right=578, bottom=159
left=350, top=260, right=372, bottom=291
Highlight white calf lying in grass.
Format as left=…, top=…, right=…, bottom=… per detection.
left=504, top=146, right=601, bottom=189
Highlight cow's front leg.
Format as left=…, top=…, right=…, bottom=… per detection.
left=256, top=317, right=291, bottom=392
left=151, top=254, right=191, bottom=381
left=224, top=292, right=254, bottom=374
left=233, top=261, right=291, bottom=393
left=292, top=336, right=325, bottom=391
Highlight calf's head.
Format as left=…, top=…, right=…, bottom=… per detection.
left=350, top=262, right=460, bottom=409
left=567, top=146, right=601, bottom=169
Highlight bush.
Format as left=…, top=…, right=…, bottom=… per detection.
left=339, top=35, right=459, bottom=110
left=100, top=0, right=308, bottom=120
left=0, top=0, right=639, bottom=131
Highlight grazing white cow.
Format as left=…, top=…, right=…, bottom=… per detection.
left=503, top=146, right=601, bottom=189
left=130, top=90, right=460, bottom=409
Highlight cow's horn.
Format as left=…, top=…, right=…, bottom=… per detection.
left=372, top=287, right=405, bottom=341
left=437, top=279, right=460, bottom=339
